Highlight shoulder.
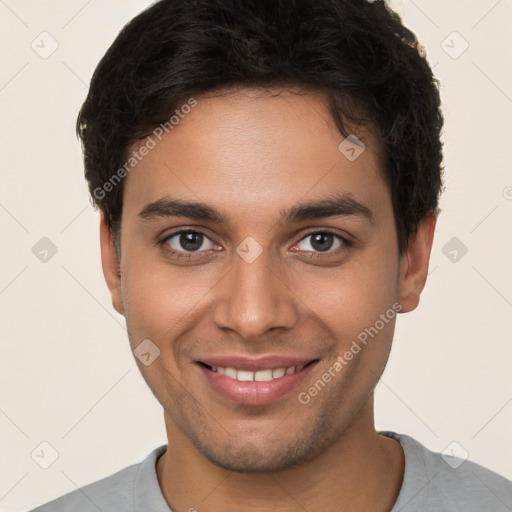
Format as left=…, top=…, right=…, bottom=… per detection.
left=29, top=445, right=167, bottom=512
left=29, top=465, right=138, bottom=512
left=383, top=431, right=512, bottom=512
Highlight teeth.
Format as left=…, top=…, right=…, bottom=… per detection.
left=210, top=364, right=305, bottom=381
left=237, top=370, right=254, bottom=382
left=272, top=368, right=285, bottom=378
left=255, top=369, right=273, bottom=381
left=224, top=367, right=237, bottom=379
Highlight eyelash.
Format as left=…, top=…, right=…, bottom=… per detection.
left=158, top=229, right=352, bottom=261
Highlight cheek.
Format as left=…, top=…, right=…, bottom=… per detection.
left=119, top=252, right=214, bottom=346
left=296, top=246, right=398, bottom=341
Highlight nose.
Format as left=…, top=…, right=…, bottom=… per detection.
left=212, top=246, right=299, bottom=340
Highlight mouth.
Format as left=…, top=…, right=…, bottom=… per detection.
left=198, top=360, right=317, bottom=381
left=195, top=357, right=319, bottom=406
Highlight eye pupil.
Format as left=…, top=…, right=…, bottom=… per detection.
left=180, top=232, right=203, bottom=251
left=311, top=233, right=333, bottom=252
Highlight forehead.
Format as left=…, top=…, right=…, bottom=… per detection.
left=123, top=88, right=389, bottom=223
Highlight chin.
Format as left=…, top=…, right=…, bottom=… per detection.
left=202, top=448, right=303, bottom=474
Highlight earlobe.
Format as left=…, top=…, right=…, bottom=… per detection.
left=397, top=214, right=437, bottom=313
left=99, top=212, right=124, bottom=316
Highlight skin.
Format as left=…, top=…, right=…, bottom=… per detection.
left=100, top=88, right=436, bottom=512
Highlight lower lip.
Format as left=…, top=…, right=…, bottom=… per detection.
left=197, top=362, right=318, bottom=406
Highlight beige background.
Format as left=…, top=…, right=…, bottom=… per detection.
left=0, top=0, right=511, bottom=510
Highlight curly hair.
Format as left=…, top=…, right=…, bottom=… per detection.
left=77, top=0, right=444, bottom=255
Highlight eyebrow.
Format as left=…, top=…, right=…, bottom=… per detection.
left=138, top=193, right=374, bottom=225
left=276, top=193, right=374, bottom=225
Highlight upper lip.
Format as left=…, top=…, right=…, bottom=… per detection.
left=197, top=355, right=318, bottom=372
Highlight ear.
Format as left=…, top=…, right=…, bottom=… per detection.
left=397, top=213, right=437, bottom=313
left=99, top=212, right=124, bottom=316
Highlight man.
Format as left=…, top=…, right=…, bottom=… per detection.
left=31, top=0, right=512, bottom=510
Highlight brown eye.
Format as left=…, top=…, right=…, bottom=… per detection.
left=296, top=232, right=346, bottom=253
left=162, top=231, right=215, bottom=253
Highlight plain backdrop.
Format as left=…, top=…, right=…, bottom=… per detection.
left=0, top=0, right=511, bottom=510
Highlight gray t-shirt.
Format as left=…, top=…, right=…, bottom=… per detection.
left=30, top=431, right=512, bottom=511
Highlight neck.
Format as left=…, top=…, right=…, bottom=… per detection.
left=156, top=398, right=404, bottom=512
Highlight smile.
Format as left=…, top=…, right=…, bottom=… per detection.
left=204, top=363, right=308, bottom=382
left=197, top=359, right=319, bottom=406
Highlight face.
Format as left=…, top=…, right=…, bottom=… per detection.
left=101, top=88, right=435, bottom=472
